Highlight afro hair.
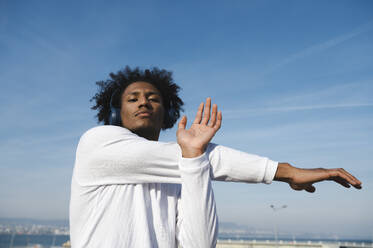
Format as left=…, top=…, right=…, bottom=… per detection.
left=90, top=66, right=184, bottom=130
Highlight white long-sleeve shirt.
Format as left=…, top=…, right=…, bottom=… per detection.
left=69, top=125, right=278, bottom=248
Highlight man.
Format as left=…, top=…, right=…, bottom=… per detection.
left=70, top=66, right=362, bottom=248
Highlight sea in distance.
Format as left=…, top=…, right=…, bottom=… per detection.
left=0, top=234, right=372, bottom=248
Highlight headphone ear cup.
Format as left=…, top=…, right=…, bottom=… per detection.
left=109, top=107, right=122, bottom=126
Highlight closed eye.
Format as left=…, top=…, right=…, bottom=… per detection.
left=149, top=98, right=160, bottom=102
left=127, top=97, right=160, bottom=102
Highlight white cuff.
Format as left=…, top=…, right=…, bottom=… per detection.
left=263, top=160, right=278, bottom=184
left=179, top=153, right=210, bottom=172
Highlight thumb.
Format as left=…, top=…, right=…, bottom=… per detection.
left=178, top=116, right=187, bottom=130
left=305, top=185, right=316, bottom=193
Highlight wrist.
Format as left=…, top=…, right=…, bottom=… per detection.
left=180, top=146, right=205, bottom=158
left=274, top=163, right=296, bottom=183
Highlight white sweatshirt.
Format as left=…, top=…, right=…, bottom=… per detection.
left=69, top=126, right=278, bottom=248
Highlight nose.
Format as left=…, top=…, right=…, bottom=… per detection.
left=138, top=96, right=151, bottom=108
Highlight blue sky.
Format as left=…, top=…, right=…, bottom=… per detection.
left=0, top=0, right=372, bottom=238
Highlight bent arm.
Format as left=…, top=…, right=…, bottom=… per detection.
left=176, top=154, right=218, bottom=248
left=74, top=126, right=277, bottom=186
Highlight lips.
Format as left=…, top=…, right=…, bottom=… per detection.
left=135, top=111, right=152, bottom=117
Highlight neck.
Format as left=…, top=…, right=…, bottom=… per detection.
left=131, top=127, right=160, bottom=141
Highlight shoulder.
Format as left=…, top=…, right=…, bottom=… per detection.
left=77, top=125, right=135, bottom=151
left=82, top=125, right=132, bottom=139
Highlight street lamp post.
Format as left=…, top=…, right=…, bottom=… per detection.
left=270, top=204, right=287, bottom=248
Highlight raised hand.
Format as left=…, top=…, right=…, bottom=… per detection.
left=275, top=163, right=362, bottom=193
left=177, top=97, right=222, bottom=158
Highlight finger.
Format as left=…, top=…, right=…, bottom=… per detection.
left=333, top=177, right=351, bottom=188
left=208, top=104, right=218, bottom=127
left=201, top=97, right=211, bottom=125
left=305, top=185, right=316, bottom=193
left=335, top=168, right=358, bottom=184
left=329, top=170, right=351, bottom=185
left=330, top=169, right=362, bottom=189
left=290, top=184, right=302, bottom=191
left=193, top=102, right=204, bottom=124
left=339, top=168, right=362, bottom=187
left=214, top=111, right=222, bottom=130
left=178, top=116, right=187, bottom=130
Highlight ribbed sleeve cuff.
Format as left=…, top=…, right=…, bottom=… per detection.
left=179, top=153, right=210, bottom=171
left=263, top=160, right=279, bottom=184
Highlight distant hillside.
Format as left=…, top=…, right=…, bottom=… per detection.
left=0, top=218, right=68, bottom=227
left=0, top=218, right=370, bottom=241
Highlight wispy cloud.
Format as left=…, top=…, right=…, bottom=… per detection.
left=221, top=102, right=373, bottom=119
left=267, top=20, right=373, bottom=73
left=213, top=79, right=373, bottom=119
left=214, top=117, right=373, bottom=154
left=0, top=21, right=69, bottom=59
left=271, top=80, right=373, bottom=105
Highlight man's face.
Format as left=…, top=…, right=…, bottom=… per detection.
left=120, top=81, right=165, bottom=139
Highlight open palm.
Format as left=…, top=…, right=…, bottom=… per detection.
left=177, top=98, right=222, bottom=158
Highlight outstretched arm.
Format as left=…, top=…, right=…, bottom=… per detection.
left=274, top=163, right=362, bottom=192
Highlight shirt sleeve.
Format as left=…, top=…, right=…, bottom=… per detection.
left=176, top=153, right=218, bottom=248
left=74, top=125, right=278, bottom=186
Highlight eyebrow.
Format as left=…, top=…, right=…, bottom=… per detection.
left=125, top=91, right=161, bottom=97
